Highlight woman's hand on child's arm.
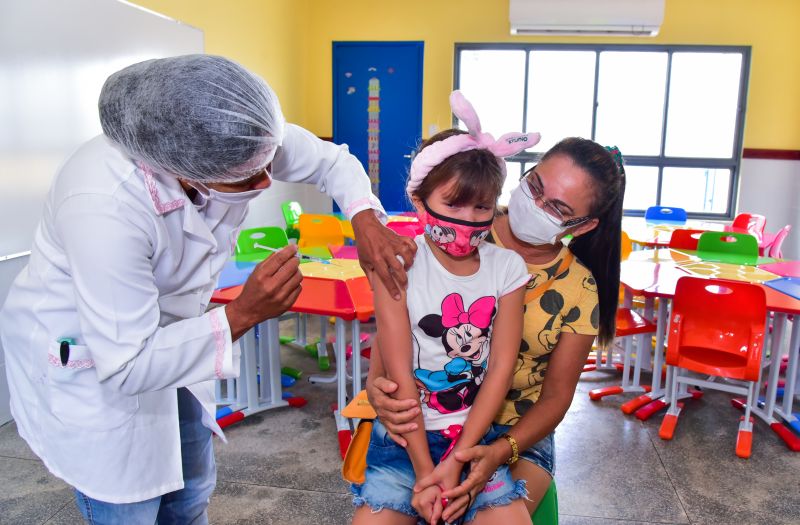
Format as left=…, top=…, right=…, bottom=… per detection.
left=411, top=484, right=444, bottom=525
left=365, top=344, right=420, bottom=447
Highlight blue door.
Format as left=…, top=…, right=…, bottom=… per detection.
left=333, top=41, right=424, bottom=213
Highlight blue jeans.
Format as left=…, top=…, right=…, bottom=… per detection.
left=74, top=388, right=216, bottom=525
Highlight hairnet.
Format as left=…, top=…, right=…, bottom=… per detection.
left=99, top=54, right=284, bottom=183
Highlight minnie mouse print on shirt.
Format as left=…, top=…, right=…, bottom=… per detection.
left=413, top=293, right=497, bottom=414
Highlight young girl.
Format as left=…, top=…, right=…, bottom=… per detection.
left=351, top=91, right=539, bottom=525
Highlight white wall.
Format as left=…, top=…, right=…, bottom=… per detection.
left=0, top=0, right=204, bottom=426
left=737, top=158, right=800, bottom=260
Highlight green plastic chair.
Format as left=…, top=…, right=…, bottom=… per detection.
left=531, top=479, right=558, bottom=525
left=697, top=231, right=759, bottom=265
left=282, top=201, right=303, bottom=240
left=235, top=226, right=289, bottom=263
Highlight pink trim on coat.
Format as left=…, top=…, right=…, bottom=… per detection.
left=344, top=196, right=382, bottom=218
left=209, top=308, right=227, bottom=379
left=139, top=164, right=185, bottom=215
left=47, top=354, right=95, bottom=370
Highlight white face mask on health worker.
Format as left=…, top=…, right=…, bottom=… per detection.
left=507, top=183, right=570, bottom=245
left=187, top=180, right=268, bottom=207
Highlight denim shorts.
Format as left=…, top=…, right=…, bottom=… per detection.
left=351, top=420, right=527, bottom=524
left=487, top=424, right=555, bottom=477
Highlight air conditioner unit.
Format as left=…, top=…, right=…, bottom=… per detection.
left=510, top=0, right=665, bottom=37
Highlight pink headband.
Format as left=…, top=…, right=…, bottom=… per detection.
left=406, top=90, right=541, bottom=198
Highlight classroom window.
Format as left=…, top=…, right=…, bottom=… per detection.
left=455, top=44, right=749, bottom=218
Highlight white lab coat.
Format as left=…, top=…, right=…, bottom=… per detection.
left=0, top=125, right=385, bottom=503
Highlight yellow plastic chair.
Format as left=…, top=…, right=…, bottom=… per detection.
left=297, top=213, right=345, bottom=248
left=340, top=219, right=355, bottom=241
left=620, top=230, right=633, bottom=260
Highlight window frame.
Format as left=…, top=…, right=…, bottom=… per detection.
left=453, top=43, right=751, bottom=220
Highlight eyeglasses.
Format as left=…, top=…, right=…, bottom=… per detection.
left=218, top=164, right=272, bottom=190
left=519, top=168, right=592, bottom=228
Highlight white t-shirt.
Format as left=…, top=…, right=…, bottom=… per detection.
left=405, top=235, right=530, bottom=431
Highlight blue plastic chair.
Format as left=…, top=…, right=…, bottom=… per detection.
left=645, top=206, right=687, bottom=224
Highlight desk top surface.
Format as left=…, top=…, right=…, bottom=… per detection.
left=211, top=258, right=374, bottom=321
left=620, top=249, right=800, bottom=314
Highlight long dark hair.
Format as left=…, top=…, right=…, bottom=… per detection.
left=541, top=138, right=626, bottom=346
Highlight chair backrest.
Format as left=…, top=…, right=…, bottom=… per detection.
left=297, top=213, right=345, bottom=248
left=768, top=224, right=792, bottom=259
left=620, top=230, right=633, bottom=260
left=667, top=277, right=766, bottom=381
left=236, top=226, right=289, bottom=259
left=697, top=231, right=759, bottom=264
left=668, top=229, right=706, bottom=251
left=731, top=213, right=767, bottom=236
left=644, top=206, right=687, bottom=224
left=281, top=201, right=303, bottom=228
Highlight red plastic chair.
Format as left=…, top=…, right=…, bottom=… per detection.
left=668, top=229, right=707, bottom=251
left=731, top=213, right=767, bottom=241
left=588, top=308, right=657, bottom=400
left=591, top=232, right=647, bottom=376
left=767, top=224, right=792, bottom=259
left=658, top=277, right=767, bottom=458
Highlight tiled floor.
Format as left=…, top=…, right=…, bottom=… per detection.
left=1, top=325, right=799, bottom=524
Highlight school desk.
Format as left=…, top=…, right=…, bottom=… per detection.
left=619, top=249, right=800, bottom=449
left=759, top=260, right=800, bottom=279
left=210, top=261, right=373, bottom=445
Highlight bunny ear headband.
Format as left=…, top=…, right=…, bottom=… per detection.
left=406, top=90, right=541, bottom=198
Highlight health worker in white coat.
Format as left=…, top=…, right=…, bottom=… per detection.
left=0, top=54, right=416, bottom=524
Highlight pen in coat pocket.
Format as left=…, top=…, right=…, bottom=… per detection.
left=58, top=338, right=75, bottom=366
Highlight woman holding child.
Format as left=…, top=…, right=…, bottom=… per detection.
left=365, top=91, right=626, bottom=523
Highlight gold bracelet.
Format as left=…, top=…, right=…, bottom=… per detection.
left=499, top=433, right=519, bottom=465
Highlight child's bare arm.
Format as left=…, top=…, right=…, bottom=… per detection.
left=368, top=270, right=435, bottom=478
